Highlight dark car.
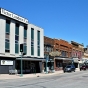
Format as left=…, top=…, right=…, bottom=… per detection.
left=80, top=65, right=86, bottom=71
left=63, top=65, right=75, bottom=73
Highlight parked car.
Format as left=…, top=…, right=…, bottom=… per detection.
left=63, top=65, right=75, bottom=73
left=80, top=65, right=86, bottom=71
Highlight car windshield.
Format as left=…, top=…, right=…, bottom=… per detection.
left=66, top=66, right=71, bottom=68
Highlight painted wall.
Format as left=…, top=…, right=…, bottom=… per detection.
left=0, top=16, right=5, bottom=54
left=0, top=15, right=44, bottom=58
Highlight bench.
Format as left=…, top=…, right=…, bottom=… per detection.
left=9, top=69, right=17, bottom=74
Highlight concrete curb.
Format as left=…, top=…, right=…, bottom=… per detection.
left=0, top=69, right=80, bottom=80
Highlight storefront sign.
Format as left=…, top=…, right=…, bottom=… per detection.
left=1, top=60, right=13, bottom=65
left=63, top=60, right=72, bottom=63
left=49, top=51, right=61, bottom=56
left=0, top=8, right=28, bottom=24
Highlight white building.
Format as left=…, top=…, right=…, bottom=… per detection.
left=0, top=8, right=44, bottom=74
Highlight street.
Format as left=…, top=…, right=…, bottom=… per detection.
left=0, top=71, right=88, bottom=88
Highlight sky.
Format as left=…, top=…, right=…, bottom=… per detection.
left=0, top=0, right=88, bottom=47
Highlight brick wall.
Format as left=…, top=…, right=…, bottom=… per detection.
left=53, top=39, right=72, bottom=58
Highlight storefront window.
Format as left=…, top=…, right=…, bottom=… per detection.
left=56, top=62, right=62, bottom=67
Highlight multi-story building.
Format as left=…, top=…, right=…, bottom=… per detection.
left=53, top=39, right=72, bottom=71
left=83, top=46, right=88, bottom=63
left=44, top=37, right=73, bottom=72
left=71, top=41, right=84, bottom=68
left=44, top=36, right=54, bottom=57
left=44, top=36, right=54, bottom=72
left=0, top=8, right=44, bottom=74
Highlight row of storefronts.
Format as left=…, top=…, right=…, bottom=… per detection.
left=0, top=7, right=88, bottom=74
left=44, top=36, right=86, bottom=73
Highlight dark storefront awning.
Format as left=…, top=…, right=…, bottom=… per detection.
left=16, top=57, right=45, bottom=61
left=55, top=57, right=72, bottom=60
left=55, top=57, right=72, bottom=63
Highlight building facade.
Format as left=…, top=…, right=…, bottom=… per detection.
left=44, top=37, right=73, bottom=72
left=44, top=36, right=54, bottom=72
left=71, top=41, right=84, bottom=68
left=0, top=8, right=44, bottom=74
left=83, top=47, right=88, bottom=63
left=53, top=39, right=72, bottom=71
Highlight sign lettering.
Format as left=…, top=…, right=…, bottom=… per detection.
left=0, top=8, right=28, bottom=24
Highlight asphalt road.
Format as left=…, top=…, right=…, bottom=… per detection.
left=0, top=70, right=88, bottom=88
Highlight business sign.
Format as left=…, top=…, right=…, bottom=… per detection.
left=0, top=8, right=28, bottom=24
left=63, top=60, right=72, bottom=63
left=1, top=60, right=13, bottom=65
left=49, top=51, right=61, bottom=56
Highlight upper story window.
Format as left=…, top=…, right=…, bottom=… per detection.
left=37, top=31, right=40, bottom=41
left=37, top=31, right=40, bottom=56
left=31, top=28, right=34, bottom=40
left=24, top=25, right=27, bottom=39
left=5, top=19, right=10, bottom=53
left=24, top=25, right=27, bottom=54
left=15, top=23, right=19, bottom=35
left=6, top=20, right=10, bottom=34
left=31, top=28, right=34, bottom=55
left=15, top=23, right=19, bottom=54
left=15, top=23, right=19, bottom=40
left=70, top=52, right=72, bottom=57
left=61, top=51, right=66, bottom=57
left=45, top=46, right=52, bottom=52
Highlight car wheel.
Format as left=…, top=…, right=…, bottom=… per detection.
left=74, top=70, right=75, bottom=72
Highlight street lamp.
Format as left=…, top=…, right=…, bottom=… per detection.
left=20, top=52, right=23, bottom=77
left=20, top=44, right=23, bottom=77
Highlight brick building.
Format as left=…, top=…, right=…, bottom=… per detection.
left=71, top=41, right=84, bottom=68
left=44, top=36, right=54, bottom=72
left=44, top=36, right=73, bottom=72
left=53, top=39, right=72, bottom=71
left=83, top=47, right=88, bottom=63
left=44, top=36, right=54, bottom=57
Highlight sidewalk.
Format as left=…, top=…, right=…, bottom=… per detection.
left=0, top=69, right=80, bottom=80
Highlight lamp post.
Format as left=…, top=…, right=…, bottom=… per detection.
left=20, top=52, right=23, bottom=77
left=20, top=44, right=23, bottom=77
